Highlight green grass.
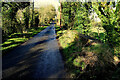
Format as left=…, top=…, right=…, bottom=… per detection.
left=57, top=27, right=118, bottom=79
left=2, top=26, right=48, bottom=54
left=55, top=20, right=120, bottom=79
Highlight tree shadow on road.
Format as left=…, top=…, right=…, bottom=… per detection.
left=2, top=36, right=59, bottom=79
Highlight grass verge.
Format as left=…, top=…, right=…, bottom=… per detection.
left=1, top=26, right=48, bottom=55
left=56, top=26, right=120, bottom=79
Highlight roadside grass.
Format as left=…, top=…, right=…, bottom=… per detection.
left=1, top=26, right=48, bottom=54
left=55, top=18, right=120, bottom=79
left=57, top=27, right=120, bottom=79
left=55, top=25, right=64, bottom=39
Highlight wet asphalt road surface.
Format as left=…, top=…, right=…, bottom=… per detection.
left=2, top=24, right=65, bottom=79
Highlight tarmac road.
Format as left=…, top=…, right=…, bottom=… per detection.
left=2, top=23, right=65, bottom=79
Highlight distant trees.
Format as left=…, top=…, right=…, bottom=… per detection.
left=38, top=5, right=56, bottom=26
left=2, top=3, right=56, bottom=42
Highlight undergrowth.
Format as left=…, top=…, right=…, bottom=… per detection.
left=56, top=26, right=120, bottom=79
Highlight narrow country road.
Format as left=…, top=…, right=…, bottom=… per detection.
left=2, top=23, right=65, bottom=79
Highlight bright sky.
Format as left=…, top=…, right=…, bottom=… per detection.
left=34, top=0, right=60, bottom=10
left=34, top=0, right=118, bottom=10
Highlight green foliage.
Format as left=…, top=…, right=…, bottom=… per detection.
left=60, top=2, right=91, bottom=34
left=60, top=1, right=120, bottom=54
left=57, top=1, right=120, bottom=80
left=60, top=2, right=79, bottom=29
left=23, top=6, right=30, bottom=29
left=38, top=5, right=56, bottom=25
left=58, top=29, right=116, bottom=79
left=2, top=2, right=30, bottom=42
left=74, top=3, right=91, bottom=35
left=92, top=2, right=120, bottom=48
